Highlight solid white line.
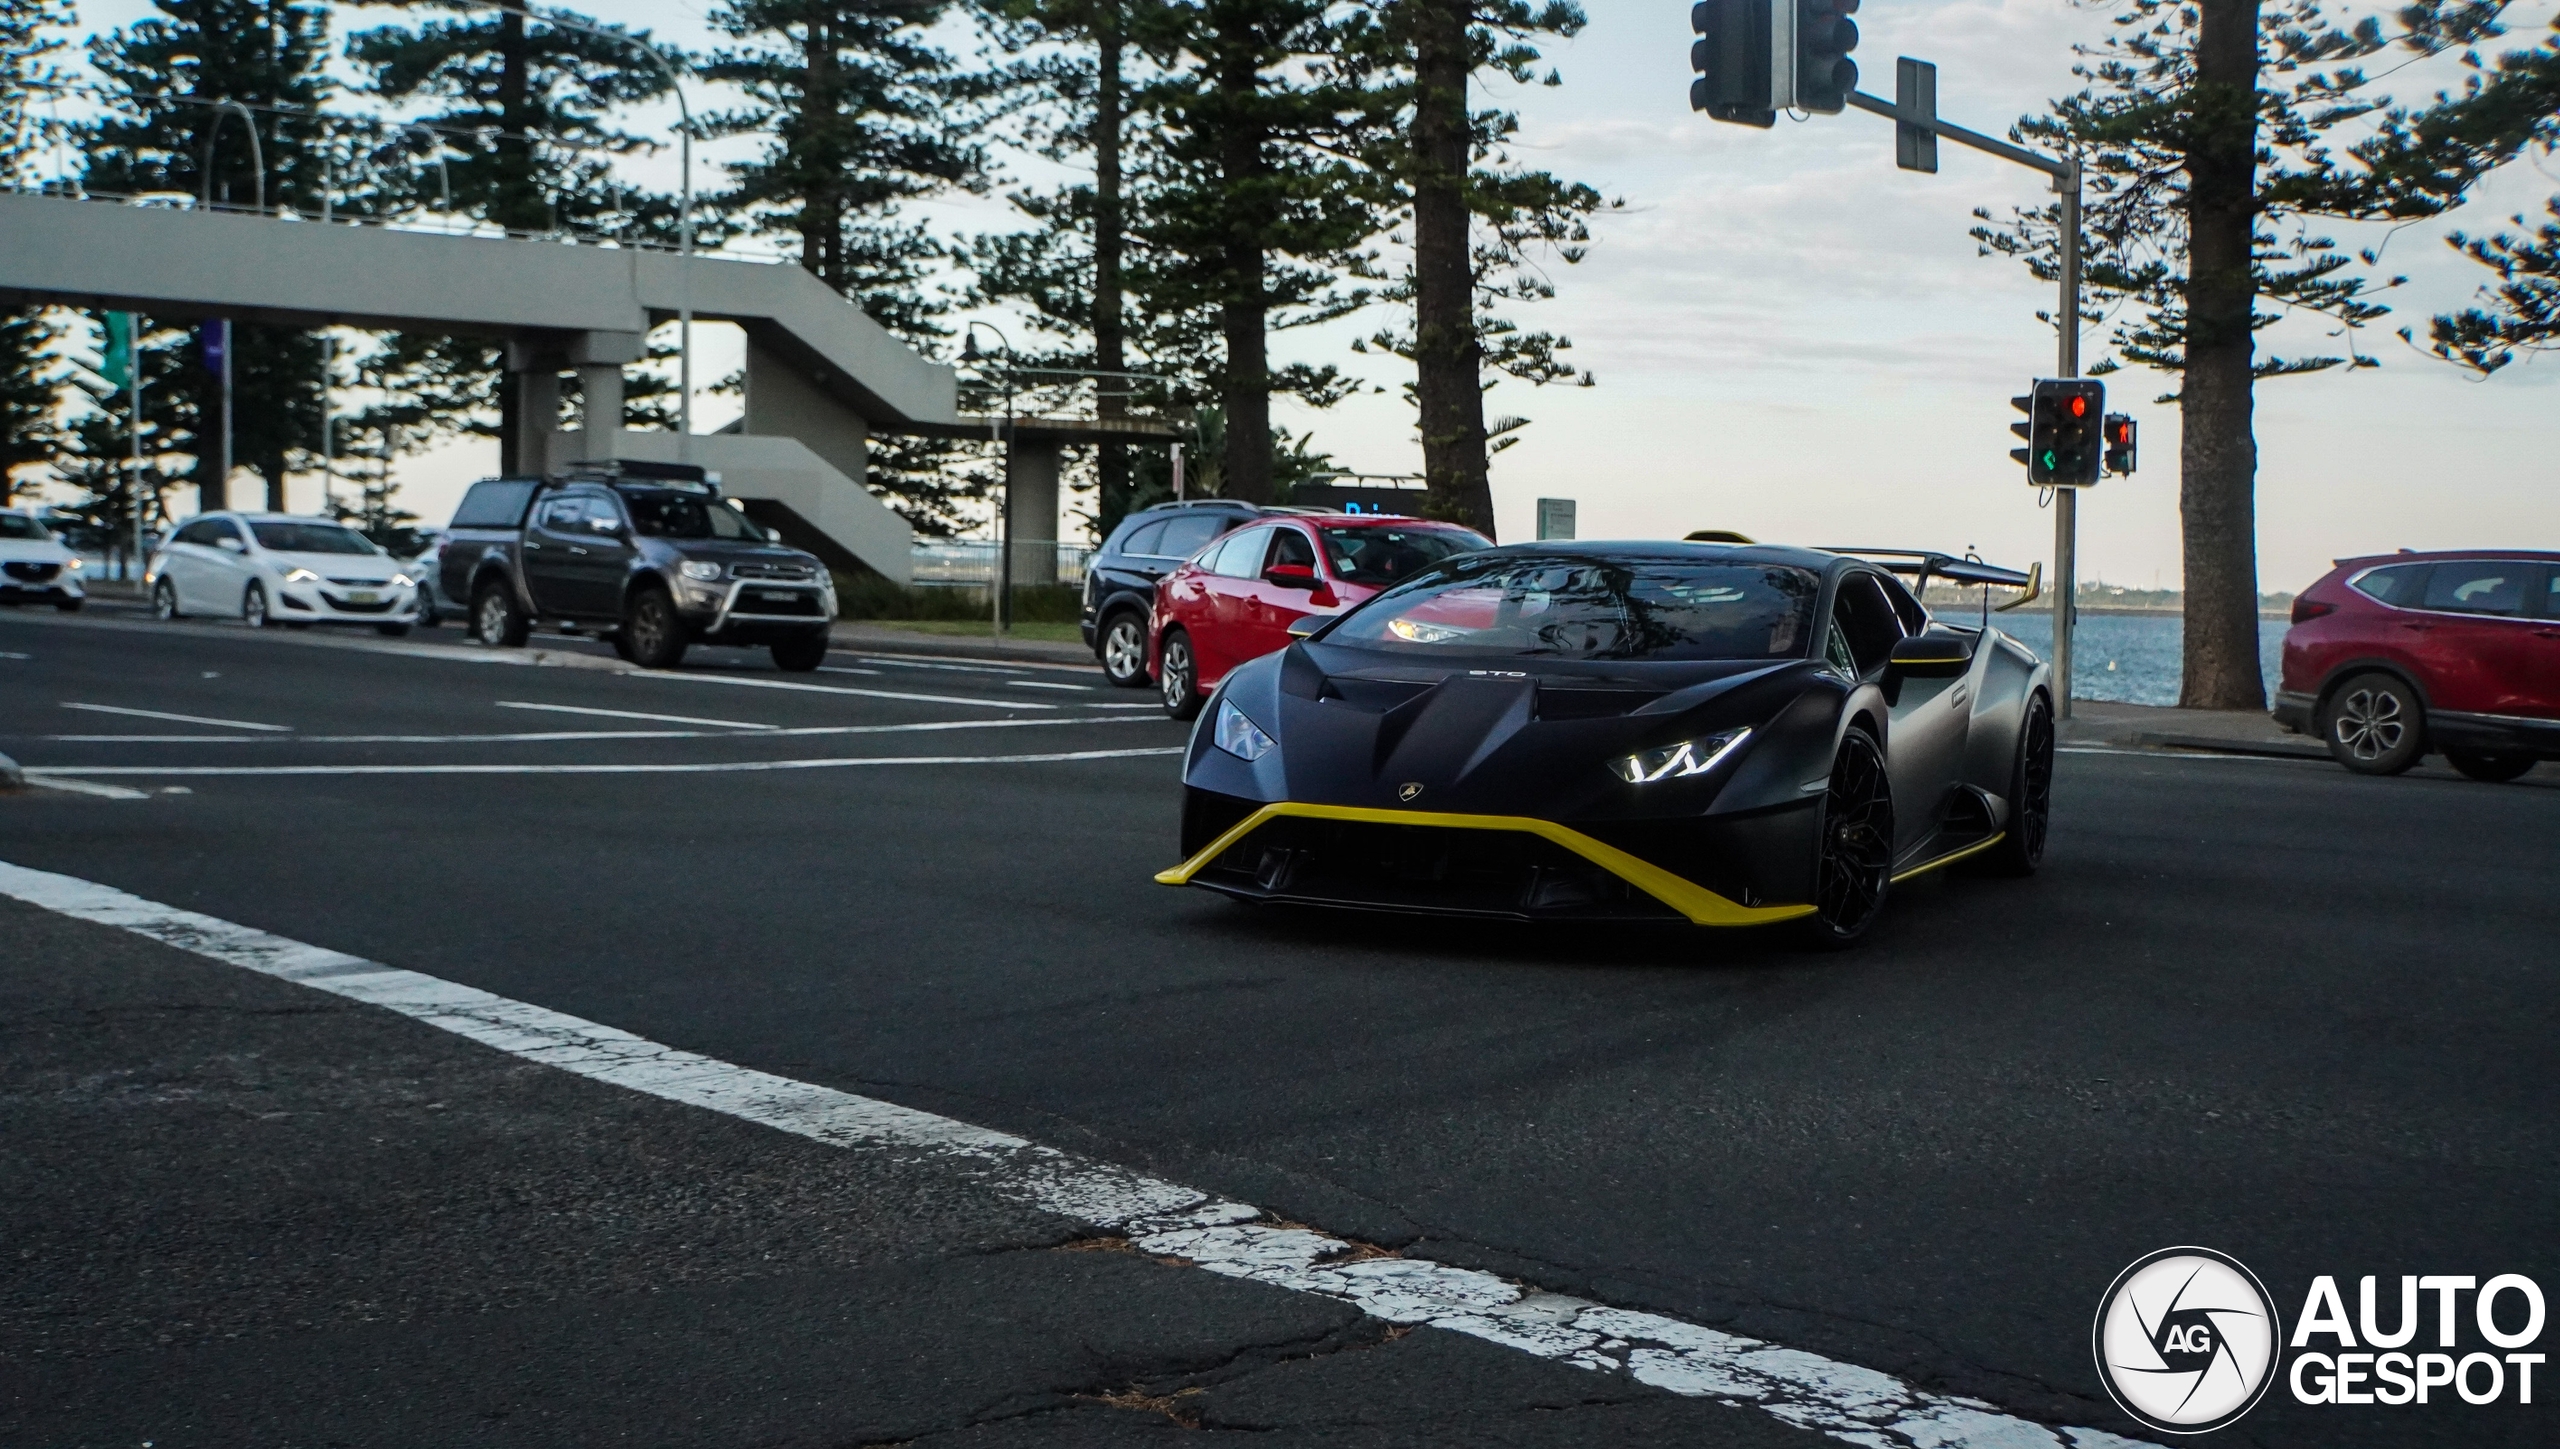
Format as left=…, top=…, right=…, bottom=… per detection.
left=0, top=649, right=30, bottom=660
left=1003, top=680, right=1095, bottom=692
left=22, top=746, right=1187, bottom=778
left=18, top=774, right=153, bottom=800
left=816, top=665, right=885, bottom=677
left=635, top=671, right=1054, bottom=711
left=37, top=717, right=1163, bottom=747
left=495, top=700, right=778, bottom=730
left=62, top=702, right=292, bottom=732
left=0, top=859, right=2157, bottom=1449
left=849, top=654, right=1032, bottom=676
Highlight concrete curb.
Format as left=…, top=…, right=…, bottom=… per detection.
left=2129, top=732, right=2331, bottom=761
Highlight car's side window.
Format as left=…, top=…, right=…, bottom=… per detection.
left=173, top=520, right=215, bottom=546
left=1156, top=513, right=1224, bottom=561
left=1877, top=572, right=1929, bottom=633
left=534, top=496, right=584, bottom=532
left=1267, top=527, right=1317, bottom=573
left=1831, top=573, right=1905, bottom=675
left=1824, top=622, right=1859, bottom=677
left=1118, top=519, right=1168, bottom=557
left=2545, top=569, right=2559, bottom=618
left=2349, top=563, right=2430, bottom=605
left=2420, top=560, right=2527, bottom=617
left=1209, top=526, right=1273, bottom=578
left=202, top=518, right=242, bottom=546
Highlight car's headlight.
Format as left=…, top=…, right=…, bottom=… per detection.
left=280, top=567, right=319, bottom=584
left=680, top=561, right=725, bottom=582
left=1388, top=617, right=1466, bottom=644
left=390, top=573, right=414, bottom=588
left=65, top=557, right=83, bottom=571
left=1214, top=699, right=1275, bottom=762
left=1608, top=727, right=1752, bottom=784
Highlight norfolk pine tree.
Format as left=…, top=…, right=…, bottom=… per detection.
left=2, top=0, right=74, bottom=499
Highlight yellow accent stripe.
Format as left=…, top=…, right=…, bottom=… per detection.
left=1890, top=831, right=2007, bottom=882
left=1154, top=802, right=1816, bottom=928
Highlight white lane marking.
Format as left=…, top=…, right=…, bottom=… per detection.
left=845, top=650, right=1097, bottom=678
left=636, top=671, right=1055, bottom=711
left=23, top=746, right=1187, bottom=778
left=1005, top=680, right=1095, bottom=692
left=0, top=860, right=2159, bottom=1449
left=62, top=702, right=293, bottom=732
left=495, top=700, right=778, bottom=731
left=34, top=717, right=1167, bottom=747
left=0, top=650, right=31, bottom=660
left=1085, top=703, right=1166, bottom=711
left=816, top=665, right=885, bottom=677
left=17, top=774, right=153, bottom=800
left=850, top=654, right=1033, bottom=676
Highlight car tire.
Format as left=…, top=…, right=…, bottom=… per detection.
left=1159, top=628, right=1203, bottom=721
left=622, top=585, right=687, bottom=670
left=1975, top=690, right=2054, bottom=877
left=1800, top=728, right=1894, bottom=949
left=1099, top=610, right=1151, bottom=688
left=471, top=578, right=530, bottom=648
left=242, top=582, right=273, bottom=629
left=152, top=579, right=182, bottom=621
left=770, top=631, right=828, bottom=673
left=2445, top=750, right=2536, bottom=783
left=2321, top=671, right=2425, bottom=775
left=376, top=622, right=411, bottom=638
left=55, top=596, right=83, bottom=613
left=415, top=596, right=439, bottom=629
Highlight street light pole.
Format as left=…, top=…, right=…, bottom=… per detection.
left=963, top=321, right=1016, bottom=636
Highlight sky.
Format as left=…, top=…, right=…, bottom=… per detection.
left=47, top=0, right=2560, bottom=592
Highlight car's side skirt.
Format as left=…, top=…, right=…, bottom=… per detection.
left=1889, top=832, right=2007, bottom=884
left=1155, top=802, right=1816, bottom=928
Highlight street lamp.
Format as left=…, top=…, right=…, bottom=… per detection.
left=449, top=1, right=698, bottom=447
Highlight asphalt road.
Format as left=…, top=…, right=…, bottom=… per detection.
left=3, top=607, right=2552, bottom=1448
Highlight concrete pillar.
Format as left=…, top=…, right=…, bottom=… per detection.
left=1005, top=435, right=1062, bottom=587
left=565, top=330, right=644, bottom=465
left=505, top=337, right=563, bottom=477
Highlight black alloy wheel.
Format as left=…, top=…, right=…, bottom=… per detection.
left=622, top=586, right=688, bottom=670
left=2446, top=750, right=2537, bottom=783
left=472, top=579, right=529, bottom=648
left=152, top=580, right=181, bottom=621
left=2322, top=671, right=2425, bottom=775
left=1977, top=691, right=2054, bottom=876
left=1803, top=728, right=1895, bottom=947
left=1100, top=611, right=1151, bottom=688
left=241, top=582, right=272, bottom=629
left=770, top=631, right=828, bottom=673
left=415, top=594, right=439, bottom=628
left=1159, top=629, right=1203, bottom=721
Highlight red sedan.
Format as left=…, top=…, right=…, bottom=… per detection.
left=2273, top=549, right=2560, bottom=779
left=1150, top=514, right=1490, bottom=718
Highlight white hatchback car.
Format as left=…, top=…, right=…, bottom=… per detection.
left=147, top=512, right=420, bottom=634
left=0, top=510, right=86, bottom=610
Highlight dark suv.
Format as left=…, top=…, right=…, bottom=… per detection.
left=439, top=465, right=836, bottom=672
left=1081, top=501, right=1293, bottom=687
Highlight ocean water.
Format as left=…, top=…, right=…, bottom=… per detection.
left=1980, top=612, right=2288, bottom=707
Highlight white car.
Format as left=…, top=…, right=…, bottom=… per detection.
left=146, top=512, right=420, bottom=635
left=0, top=510, right=86, bottom=611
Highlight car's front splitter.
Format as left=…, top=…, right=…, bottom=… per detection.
left=1156, top=801, right=1815, bottom=928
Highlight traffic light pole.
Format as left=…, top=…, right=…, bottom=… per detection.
left=1847, top=84, right=2085, bottom=718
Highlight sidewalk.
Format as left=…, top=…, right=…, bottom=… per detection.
left=2058, top=699, right=2327, bottom=759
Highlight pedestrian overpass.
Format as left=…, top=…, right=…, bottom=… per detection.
left=0, top=192, right=1171, bottom=585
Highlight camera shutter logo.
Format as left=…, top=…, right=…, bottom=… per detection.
left=2093, top=1247, right=2281, bottom=1434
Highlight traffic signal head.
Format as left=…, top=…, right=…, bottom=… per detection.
left=1691, top=0, right=1775, bottom=128
left=1795, top=0, right=1860, bottom=114
left=2103, top=413, right=2137, bottom=476
left=2010, top=380, right=2104, bottom=486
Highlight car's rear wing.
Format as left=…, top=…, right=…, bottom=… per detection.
left=1823, top=548, right=2044, bottom=613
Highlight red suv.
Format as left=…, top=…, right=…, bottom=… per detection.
left=2274, top=550, right=2560, bottom=780
left=1151, top=514, right=1490, bottom=718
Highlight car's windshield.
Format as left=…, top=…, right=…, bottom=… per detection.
left=248, top=522, right=378, bottom=555
left=0, top=514, right=50, bottom=541
left=1317, top=525, right=1488, bottom=587
left=1327, top=557, right=1822, bottom=661
left=621, top=490, right=765, bottom=541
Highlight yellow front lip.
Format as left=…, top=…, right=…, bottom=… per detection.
left=1154, top=801, right=1817, bottom=928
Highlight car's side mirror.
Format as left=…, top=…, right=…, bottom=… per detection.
left=1286, top=615, right=1323, bottom=639
left=590, top=516, right=625, bottom=537
left=1264, top=563, right=1320, bottom=590
left=1886, top=632, right=1973, bottom=680
left=215, top=536, right=244, bottom=554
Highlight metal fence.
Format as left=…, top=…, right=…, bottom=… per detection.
left=911, top=541, right=1095, bottom=589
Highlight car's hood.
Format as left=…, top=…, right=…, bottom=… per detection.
left=1212, top=643, right=1840, bottom=821
left=263, top=551, right=401, bottom=582
left=664, top=539, right=824, bottom=571
left=0, top=539, right=73, bottom=562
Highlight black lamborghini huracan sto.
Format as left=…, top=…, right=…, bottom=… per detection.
left=1155, top=542, right=2055, bottom=944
